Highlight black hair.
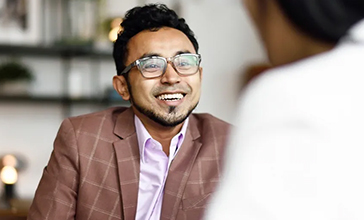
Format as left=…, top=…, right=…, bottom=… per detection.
left=276, top=0, right=364, bottom=43
left=113, top=4, right=199, bottom=75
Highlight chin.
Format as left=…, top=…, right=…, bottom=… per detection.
left=150, top=108, right=192, bottom=127
left=134, top=102, right=198, bottom=127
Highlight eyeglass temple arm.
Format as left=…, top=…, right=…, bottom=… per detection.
left=118, top=62, right=137, bottom=76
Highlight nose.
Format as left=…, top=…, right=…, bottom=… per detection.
left=160, top=62, right=181, bottom=84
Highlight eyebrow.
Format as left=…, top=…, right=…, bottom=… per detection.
left=139, top=50, right=192, bottom=59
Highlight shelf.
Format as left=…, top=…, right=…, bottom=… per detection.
left=0, top=44, right=117, bottom=117
left=0, top=44, right=112, bottom=59
left=0, top=95, right=129, bottom=106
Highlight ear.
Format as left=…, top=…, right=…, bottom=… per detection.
left=199, top=67, right=203, bottom=80
left=112, top=75, right=130, bottom=101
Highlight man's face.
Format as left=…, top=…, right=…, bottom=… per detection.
left=115, top=27, right=202, bottom=127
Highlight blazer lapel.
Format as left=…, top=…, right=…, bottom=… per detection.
left=161, top=115, right=202, bottom=220
left=113, top=108, right=140, bottom=220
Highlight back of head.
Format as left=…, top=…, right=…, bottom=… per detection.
left=113, top=4, right=199, bottom=75
left=276, top=0, right=364, bottom=43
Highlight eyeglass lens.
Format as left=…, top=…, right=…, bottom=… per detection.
left=138, top=54, right=200, bottom=78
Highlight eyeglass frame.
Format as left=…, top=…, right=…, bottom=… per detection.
left=118, top=53, right=202, bottom=79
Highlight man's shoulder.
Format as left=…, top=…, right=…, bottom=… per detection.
left=190, top=113, right=231, bottom=134
left=65, top=106, right=130, bottom=129
left=191, top=112, right=230, bottom=125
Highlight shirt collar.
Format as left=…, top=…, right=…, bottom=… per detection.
left=134, top=115, right=189, bottom=163
left=345, top=18, right=364, bottom=43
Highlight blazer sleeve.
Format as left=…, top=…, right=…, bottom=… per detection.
left=28, top=118, right=79, bottom=220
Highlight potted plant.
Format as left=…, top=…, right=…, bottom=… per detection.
left=0, top=61, right=34, bottom=95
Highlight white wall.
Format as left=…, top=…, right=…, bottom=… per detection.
left=0, top=0, right=265, bottom=198
left=183, top=0, right=266, bottom=120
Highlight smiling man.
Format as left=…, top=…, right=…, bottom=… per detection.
left=27, top=4, right=230, bottom=220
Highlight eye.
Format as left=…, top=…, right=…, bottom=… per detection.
left=145, top=63, right=161, bottom=68
left=141, top=59, right=164, bottom=72
left=175, top=56, right=197, bottom=69
left=179, top=60, right=192, bottom=67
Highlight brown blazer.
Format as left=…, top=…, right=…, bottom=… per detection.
left=27, top=107, right=230, bottom=220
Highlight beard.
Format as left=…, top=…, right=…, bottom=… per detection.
left=133, top=100, right=198, bottom=127
left=126, top=80, right=198, bottom=127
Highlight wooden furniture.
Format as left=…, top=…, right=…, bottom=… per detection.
left=0, top=198, right=32, bottom=220
left=0, top=210, right=27, bottom=220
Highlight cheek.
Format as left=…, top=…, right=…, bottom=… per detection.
left=129, top=75, right=154, bottom=98
left=187, top=76, right=202, bottom=95
left=133, top=82, right=152, bottom=97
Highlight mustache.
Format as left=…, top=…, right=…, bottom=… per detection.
left=152, top=84, right=191, bottom=96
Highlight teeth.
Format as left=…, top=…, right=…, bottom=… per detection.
left=157, top=93, right=184, bottom=101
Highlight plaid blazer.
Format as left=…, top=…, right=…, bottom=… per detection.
left=27, top=107, right=230, bottom=220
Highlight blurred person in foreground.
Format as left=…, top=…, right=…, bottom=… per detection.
left=205, top=0, right=364, bottom=219
left=27, top=4, right=230, bottom=220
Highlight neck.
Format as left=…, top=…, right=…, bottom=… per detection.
left=301, top=37, right=335, bottom=59
left=290, top=27, right=335, bottom=63
left=133, top=108, right=184, bottom=155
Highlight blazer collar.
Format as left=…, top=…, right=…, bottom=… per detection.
left=161, top=114, right=203, bottom=220
left=113, top=107, right=139, bottom=220
left=184, top=113, right=201, bottom=141
left=113, top=107, right=135, bottom=138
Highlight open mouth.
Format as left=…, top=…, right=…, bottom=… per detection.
left=156, top=93, right=186, bottom=101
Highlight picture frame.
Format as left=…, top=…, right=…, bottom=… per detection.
left=0, top=0, right=42, bottom=45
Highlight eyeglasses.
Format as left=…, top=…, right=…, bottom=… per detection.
left=118, top=53, right=202, bottom=78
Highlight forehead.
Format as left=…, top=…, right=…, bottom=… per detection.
left=126, top=27, right=196, bottom=62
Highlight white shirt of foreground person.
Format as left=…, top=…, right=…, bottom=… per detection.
left=205, top=19, right=364, bottom=220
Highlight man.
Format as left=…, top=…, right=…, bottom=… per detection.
left=28, top=4, right=230, bottom=220
left=205, top=0, right=364, bottom=219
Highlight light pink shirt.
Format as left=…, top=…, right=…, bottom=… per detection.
left=134, top=115, right=189, bottom=220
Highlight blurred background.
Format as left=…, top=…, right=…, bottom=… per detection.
left=0, top=0, right=266, bottom=212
